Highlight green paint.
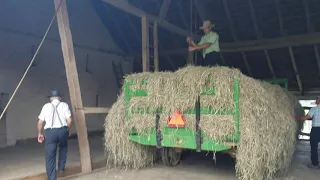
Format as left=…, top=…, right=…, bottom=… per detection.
left=129, top=128, right=231, bottom=151
left=124, top=76, right=241, bottom=151
left=233, top=78, right=240, bottom=141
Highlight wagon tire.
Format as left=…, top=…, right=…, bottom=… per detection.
left=161, top=147, right=182, bottom=166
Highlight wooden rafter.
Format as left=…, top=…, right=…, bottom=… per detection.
left=303, top=0, right=320, bottom=77
left=161, top=32, right=320, bottom=55
left=275, top=0, right=303, bottom=93
left=105, top=9, right=133, bottom=53
left=158, top=0, right=171, bottom=22
left=222, top=0, right=252, bottom=76
left=248, top=0, right=276, bottom=78
left=176, top=0, right=189, bottom=29
left=102, top=0, right=200, bottom=40
left=193, top=0, right=204, bottom=22
left=125, top=14, right=141, bottom=43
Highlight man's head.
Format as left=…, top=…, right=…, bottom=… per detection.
left=199, top=20, right=214, bottom=34
left=48, top=89, right=62, bottom=102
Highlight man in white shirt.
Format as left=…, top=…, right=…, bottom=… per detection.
left=37, top=89, right=72, bottom=180
left=296, top=96, right=320, bottom=169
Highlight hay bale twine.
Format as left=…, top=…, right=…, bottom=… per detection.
left=104, top=66, right=299, bottom=180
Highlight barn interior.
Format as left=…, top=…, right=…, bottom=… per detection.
left=0, top=0, right=320, bottom=179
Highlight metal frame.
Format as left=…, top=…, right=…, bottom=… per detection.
left=124, top=77, right=240, bottom=152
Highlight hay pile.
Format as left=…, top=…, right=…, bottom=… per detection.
left=104, top=66, right=301, bottom=180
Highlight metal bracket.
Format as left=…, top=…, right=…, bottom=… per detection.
left=156, top=113, right=162, bottom=148
left=195, top=96, right=202, bottom=152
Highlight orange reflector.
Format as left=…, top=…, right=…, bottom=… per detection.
left=168, top=111, right=186, bottom=128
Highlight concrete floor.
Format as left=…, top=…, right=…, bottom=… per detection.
left=66, top=141, right=320, bottom=180
left=1, top=136, right=319, bottom=180
left=0, top=136, right=105, bottom=180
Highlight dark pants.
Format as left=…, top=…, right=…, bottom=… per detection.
left=310, top=127, right=320, bottom=166
left=45, top=127, right=69, bottom=180
left=201, top=51, right=221, bottom=66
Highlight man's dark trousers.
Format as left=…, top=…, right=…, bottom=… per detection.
left=45, top=127, right=69, bottom=180
left=310, top=127, right=320, bottom=166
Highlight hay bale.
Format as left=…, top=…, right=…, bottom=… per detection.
left=104, top=66, right=299, bottom=180
left=104, top=93, right=156, bottom=169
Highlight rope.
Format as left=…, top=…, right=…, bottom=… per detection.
left=0, top=0, right=65, bottom=121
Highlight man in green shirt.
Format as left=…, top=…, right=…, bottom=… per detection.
left=187, top=20, right=221, bottom=66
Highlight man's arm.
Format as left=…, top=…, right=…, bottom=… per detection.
left=67, top=117, right=72, bottom=130
left=296, top=107, right=314, bottom=121
left=295, top=115, right=312, bottom=121
left=37, top=105, right=47, bottom=136
left=37, top=120, right=44, bottom=135
left=189, top=33, right=218, bottom=52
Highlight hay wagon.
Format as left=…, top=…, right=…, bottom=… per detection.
left=124, top=77, right=288, bottom=166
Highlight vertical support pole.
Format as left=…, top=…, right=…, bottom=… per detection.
left=187, top=52, right=194, bottom=65
left=187, top=0, right=194, bottom=65
left=53, top=0, right=92, bottom=173
left=141, top=15, right=150, bottom=72
left=153, top=22, right=159, bottom=72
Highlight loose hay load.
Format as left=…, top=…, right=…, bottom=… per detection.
left=104, top=66, right=301, bottom=180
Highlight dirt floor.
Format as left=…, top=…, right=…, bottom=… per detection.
left=64, top=141, right=320, bottom=180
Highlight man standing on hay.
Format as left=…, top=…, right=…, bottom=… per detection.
left=296, top=96, right=320, bottom=169
left=187, top=20, right=221, bottom=66
left=37, top=89, right=73, bottom=180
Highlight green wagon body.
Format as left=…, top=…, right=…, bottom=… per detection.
left=125, top=77, right=288, bottom=153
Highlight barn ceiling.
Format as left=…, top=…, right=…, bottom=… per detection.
left=91, top=0, right=320, bottom=94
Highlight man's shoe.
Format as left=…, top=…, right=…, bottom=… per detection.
left=307, top=164, right=320, bottom=169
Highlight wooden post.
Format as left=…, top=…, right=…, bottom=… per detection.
left=187, top=52, right=194, bottom=65
left=141, top=15, right=150, bottom=72
left=153, top=22, right=159, bottom=72
left=53, top=0, right=92, bottom=173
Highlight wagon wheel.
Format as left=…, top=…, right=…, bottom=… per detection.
left=161, top=147, right=182, bottom=166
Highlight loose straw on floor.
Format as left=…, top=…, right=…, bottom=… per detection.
left=0, top=0, right=65, bottom=121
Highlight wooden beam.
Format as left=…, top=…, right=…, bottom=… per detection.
left=102, top=0, right=199, bottom=39
left=275, top=0, right=303, bottom=93
left=264, top=49, right=276, bottom=78
left=193, top=0, right=204, bottom=22
left=105, top=8, right=133, bottom=53
left=187, top=52, right=194, bottom=65
left=162, top=32, right=320, bottom=54
left=165, top=56, right=176, bottom=70
left=176, top=0, right=188, bottom=28
left=153, top=22, right=159, bottom=72
left=141, top=15, right=150, bottom=72
left=314, top=44, right=320, bottom=77
left=303, top=0, right=320, bottom=77
left=288, top=47, right=303, bottom=93
left=303, top=0, right=313, bottom=32
left=248, top=0, right=276, bottom=78
left=82, top=107, right=110, bottom=114
left=222, top=0, right=252, bottom=76
left=53, top=0, right=92, bottom=173
left=158, top=0, right=171, bottom=21
left=241, top=52, right=253, bottom=76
